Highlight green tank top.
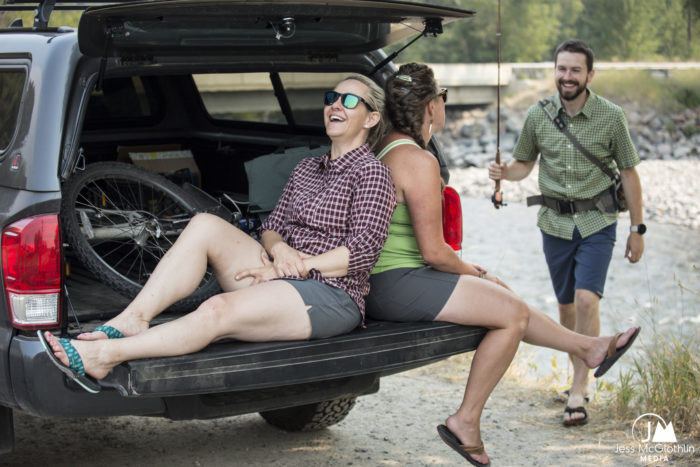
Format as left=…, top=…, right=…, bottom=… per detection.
left=373, top=138, right=426, bottom=274
left=372, top=203, right=427, bottom=273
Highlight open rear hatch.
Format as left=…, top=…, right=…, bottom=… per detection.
left=78, top=0, right=474, bottom=58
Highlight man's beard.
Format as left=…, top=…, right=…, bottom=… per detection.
left=557, top=79, right=587, bottom=101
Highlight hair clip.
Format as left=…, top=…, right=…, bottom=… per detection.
left=395, top=74, right=413, bottom=83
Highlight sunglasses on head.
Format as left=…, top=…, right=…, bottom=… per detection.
left=438, top=88, right=448, bottom=103
left=324, top=91, right=374, bottom=111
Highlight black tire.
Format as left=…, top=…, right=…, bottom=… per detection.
left=61, top=162, right=220, bottom=310
left=259, top=397, right=357, bottom=432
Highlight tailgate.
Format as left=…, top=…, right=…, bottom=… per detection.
left=100, top=320, right=486, bottom=397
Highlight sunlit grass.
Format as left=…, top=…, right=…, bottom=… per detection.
left=592, top=69, right=700, bottom=113
left=603, top=336, right=700, bottom=438
left=597, top=271, right=700, bottom=440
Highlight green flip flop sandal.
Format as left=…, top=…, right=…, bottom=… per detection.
left=37, top=331, right=101, bottom=394
left=92, top=325, right=124, bottom=339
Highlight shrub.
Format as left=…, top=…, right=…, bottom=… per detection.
left=606, top=336, right=699, bottom=437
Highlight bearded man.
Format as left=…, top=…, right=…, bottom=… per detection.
left=488, top=39, right=645, bottom=427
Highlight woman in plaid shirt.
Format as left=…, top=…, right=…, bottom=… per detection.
left=40, top=75, right=396, bottom=394
left=366, top=63, right=639, bottom=466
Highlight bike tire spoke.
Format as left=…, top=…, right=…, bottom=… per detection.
left=64, top=163, right=215, bottom=301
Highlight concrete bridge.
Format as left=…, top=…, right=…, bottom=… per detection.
left=195, top=64, right=509, bottom=114
left=196, top=62, right=700, bottom=116
left=431, top=61, right=700, bottom=106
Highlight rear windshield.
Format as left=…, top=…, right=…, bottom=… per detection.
left=0, top=68, right=27, bottom=153
left=194, top=72, right=348, bottom=127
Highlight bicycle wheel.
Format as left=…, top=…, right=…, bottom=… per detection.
left=61, top=162, right=220, bottom=310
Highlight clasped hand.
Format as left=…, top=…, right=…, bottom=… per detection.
left=267, top=242, right=311, bottom=277
left=472, top=262, right=512, bottom=291
left=235, top=244, right=310, bottom=285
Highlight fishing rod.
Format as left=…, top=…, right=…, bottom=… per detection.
left=491, top=0, right=506, bottom=209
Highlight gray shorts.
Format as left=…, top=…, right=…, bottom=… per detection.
left=366, top=267, right=459, bottom=322
left=281, top=279, right=361, bottom=339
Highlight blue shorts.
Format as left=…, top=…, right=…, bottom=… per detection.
left=541, top=223, right=616, bottom=304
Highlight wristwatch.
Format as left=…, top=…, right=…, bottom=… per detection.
left=630, top=224, right=647, bottom=235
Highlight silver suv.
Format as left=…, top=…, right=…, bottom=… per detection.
left=0, top=0, right=480, bottom=454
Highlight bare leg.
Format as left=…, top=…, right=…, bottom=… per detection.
left=79, top=213, right=265, bottom=340
left=568, top=289, right=600, bottom=422
left=47, top=280, right=312, bottom=379
left=558, top=302, right=577, bottom=388
left=434, top=276, right=529, bottom=465
left=519, top=296, right=635, bottom=370
left=433, top=276, right=637, bottom=462
left=523, top=291, right=630, bottom=424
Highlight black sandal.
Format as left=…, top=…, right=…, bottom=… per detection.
left=563, top=406, right=589, bottom=427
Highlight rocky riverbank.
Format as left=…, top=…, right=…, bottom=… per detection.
left=433, top=84, right=700, bottom=231
left=439, top=104, right=700, bottom=169
left=447, top=159, right=700, bottom=230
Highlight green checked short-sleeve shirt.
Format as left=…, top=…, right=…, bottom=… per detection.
left=513, top=90, right=640, bottom=240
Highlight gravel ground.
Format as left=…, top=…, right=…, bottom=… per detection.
left=4, top=364, right=698, bottom=466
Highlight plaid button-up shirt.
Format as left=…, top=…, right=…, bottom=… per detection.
left=513, top=90, right=640, bottom=239
left=261, top=143, right=396, bottom=316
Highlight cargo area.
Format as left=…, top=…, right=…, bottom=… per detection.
left=61, top=71, right=338, bottom=327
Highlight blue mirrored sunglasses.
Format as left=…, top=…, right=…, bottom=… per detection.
left=324, top=91, right=374, bottom=111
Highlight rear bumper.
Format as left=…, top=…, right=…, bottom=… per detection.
left=8, top=321, right=485, bottom=419
left=8, top=334, right=163, bottom=418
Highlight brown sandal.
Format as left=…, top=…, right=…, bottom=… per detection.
left=594, top=327, right=641, bottom=377
left=437, top=424, right=491, bottom=466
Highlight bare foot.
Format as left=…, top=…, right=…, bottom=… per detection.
left=553, top=388, right=589, bottom=403
left=77, top=313, right=149, bottom=341
left=445, top=414, right=490, bottom=465
left=585, top=326, right=639, bottom=369
left=44, top=331, right=113, bottom=379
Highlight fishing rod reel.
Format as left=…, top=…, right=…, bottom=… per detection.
left=491, top=186, right=506, bottom=209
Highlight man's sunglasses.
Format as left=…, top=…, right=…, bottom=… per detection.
left=324, top=91, right=375, bottom=111
left=438, top=88, right=448, bottom=103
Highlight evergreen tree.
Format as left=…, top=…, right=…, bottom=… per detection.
left=579, top=0, right=661, bottom=60
left=387, top=0, right=699, bottom=62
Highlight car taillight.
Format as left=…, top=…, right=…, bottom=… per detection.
left=2, top=215, right=61, bottom=329
left=442, top=186, right=463, bottom=251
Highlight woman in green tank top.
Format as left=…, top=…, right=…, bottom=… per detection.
left=366, top=63, right=640, bottom=466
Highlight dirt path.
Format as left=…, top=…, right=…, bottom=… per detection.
left=3, top=355, right=698, bottom=466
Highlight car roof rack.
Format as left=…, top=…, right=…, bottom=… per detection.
left=1, top=0, right=134, bottom=29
